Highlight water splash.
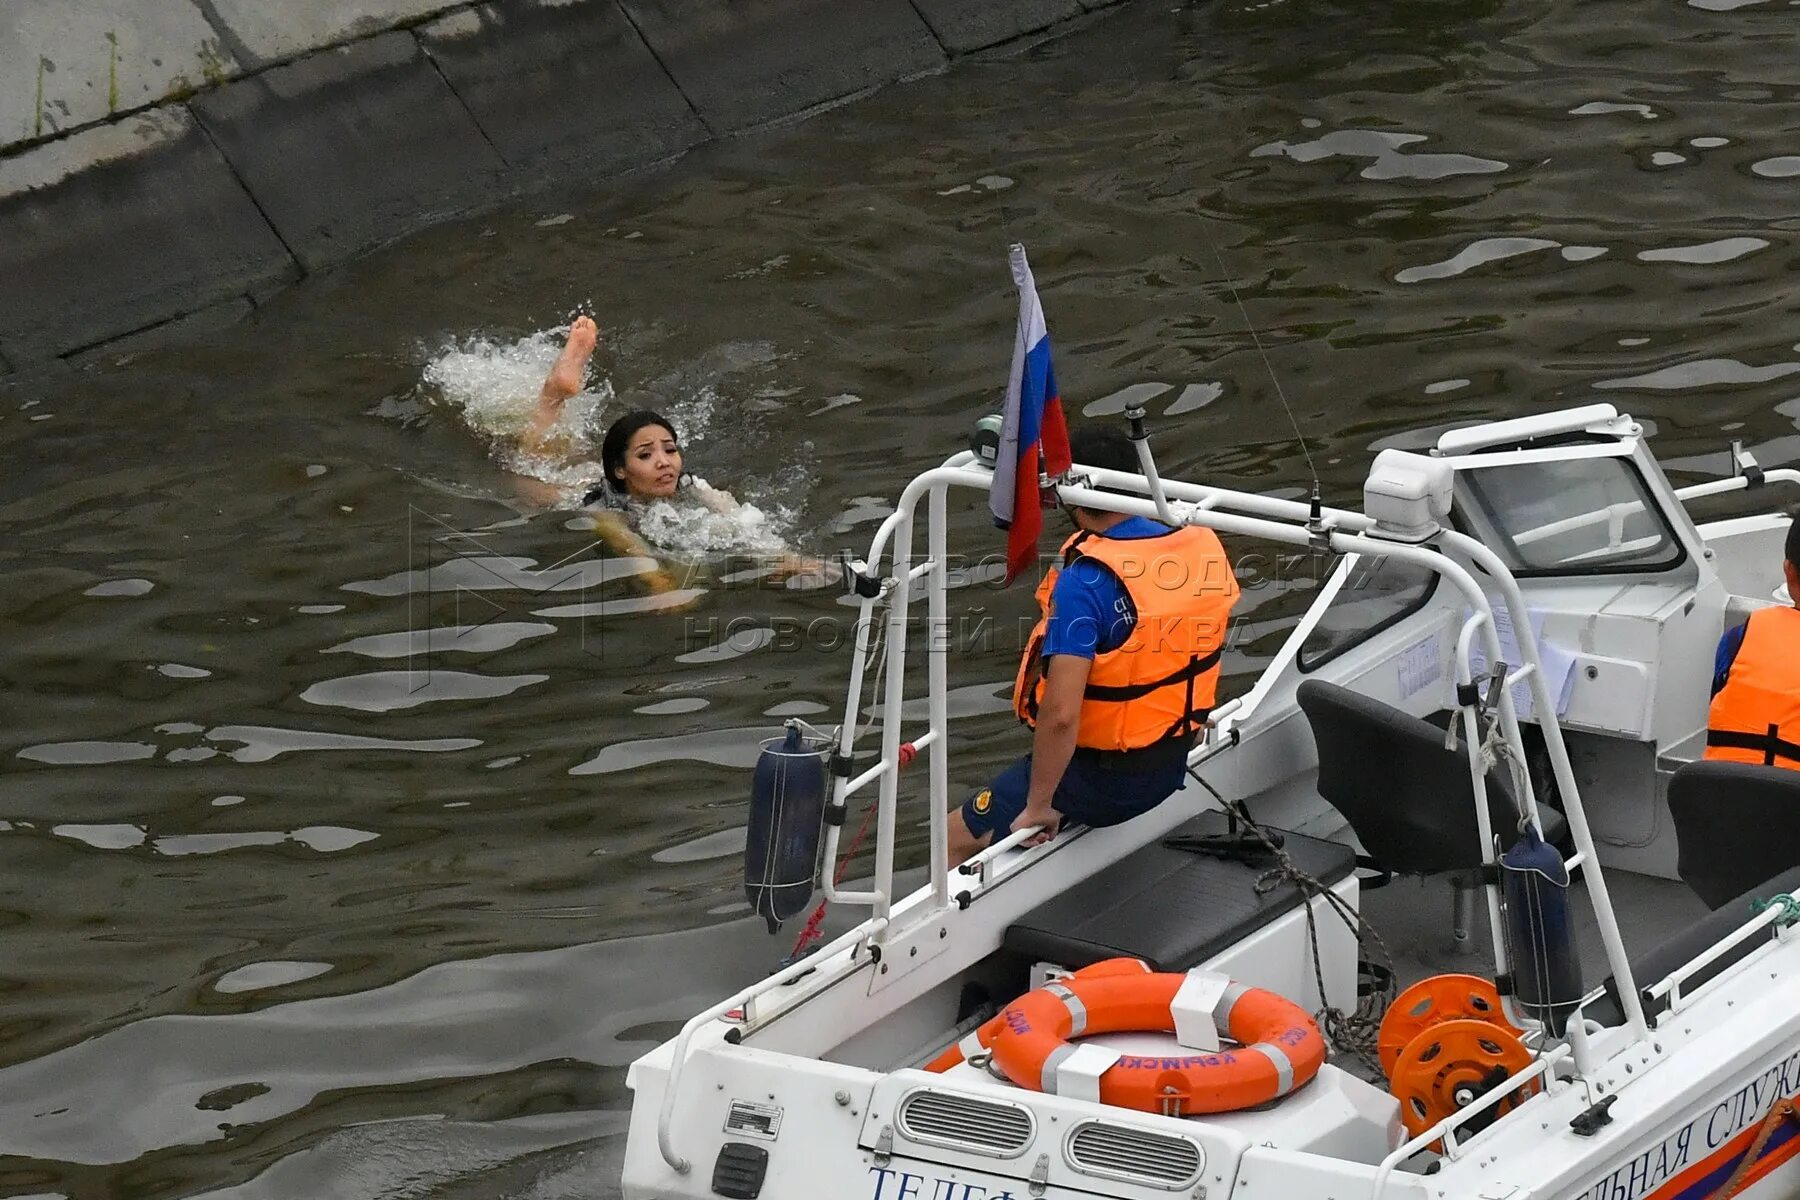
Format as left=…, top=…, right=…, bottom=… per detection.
left=420, top=326, right=614, bottom=498
left=423, top=327, right=610, bottom=445
left=630, top=486, right=797, bottom=556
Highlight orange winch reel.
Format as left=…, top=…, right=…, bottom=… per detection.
left=1377, top=973, right=1519, bottom=1078
left=1388, top=1018, right=1538, bottom=1140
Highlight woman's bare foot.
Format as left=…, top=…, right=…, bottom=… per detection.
left=544, top=316, right=598, bottom=402
left=523, top=317, right=599, bottom=456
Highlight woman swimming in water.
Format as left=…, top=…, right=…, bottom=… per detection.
left=521, top=317, right=732, bottom=512
left=582, top=407, right=745, bottom=516
left=521, top=317, right=835, bottom=585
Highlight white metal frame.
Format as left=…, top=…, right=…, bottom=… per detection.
left=1646, top=900, right=1798, bottom=1014
left=1676, top=466, right=1800, bottom=505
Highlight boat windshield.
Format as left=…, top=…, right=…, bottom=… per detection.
left=1455, top=453, right=1684, bottom=576
left=1300, top=555, right=1438, bottom=671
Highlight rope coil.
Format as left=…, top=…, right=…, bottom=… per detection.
left=1751, top=893, right=1800, bottom=927
left=1189, top=767, right=1396, bottom=1075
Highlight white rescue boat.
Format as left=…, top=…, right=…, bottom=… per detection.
left=622, top=403, right=1800, bottom=1200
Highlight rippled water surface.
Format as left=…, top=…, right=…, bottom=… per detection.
left=4, top=0, right=1799, bottom=1195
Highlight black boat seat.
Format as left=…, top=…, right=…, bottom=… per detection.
left=1297, top=679, right=1568, bottom=874
left=1667, top=761, right=1800, bottom=910
left=1590, top=863, right=1800, bottom=1027
left=1003, top=812, right=1356, bottom=972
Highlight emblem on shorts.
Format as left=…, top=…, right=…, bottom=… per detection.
left=973, top=790, right=992, bottom=814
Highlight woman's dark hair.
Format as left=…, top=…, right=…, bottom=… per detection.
left=600, top=410, right=679, bottom=493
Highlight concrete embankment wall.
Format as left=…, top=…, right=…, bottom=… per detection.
left=0, top=0, right=1118, bottom=373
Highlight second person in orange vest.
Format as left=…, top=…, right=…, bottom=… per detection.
left=947, top=425, right=1240, bottom=865
left=1705, top=510, right=1800, bottom=770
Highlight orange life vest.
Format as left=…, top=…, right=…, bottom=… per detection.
left=1012, top=524, right=1238, bottom=753
left=1705, top=606, right=1800, bottom=770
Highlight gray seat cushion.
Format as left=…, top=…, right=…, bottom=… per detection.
left=1004, top=812, right=1356, bottom=972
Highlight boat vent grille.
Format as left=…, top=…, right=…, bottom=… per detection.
left=1066, top=1122, right=1204, bottom=1189
left=896, top=1090, right=1034, bottom=1158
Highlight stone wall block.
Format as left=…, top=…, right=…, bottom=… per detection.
left=615, top=0, right=947, bottom=134
left=201, top=0, right=464, bottom=65
left=0, top=109, right=294, bottom=362
left=190, top=32, right=512, bottom=271
left=2, top=1, right=241, bottom=149
left=908, top=0, right=1084, bottom=55
left=419, top=0, right=705, bottom=177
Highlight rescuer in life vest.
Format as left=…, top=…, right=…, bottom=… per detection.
left=1706, top=510, right=1800, bottom=771
left=947, top=425, right=1240, bottom=865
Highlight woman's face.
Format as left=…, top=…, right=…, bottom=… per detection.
left=616, top=424, right=683, bottom=499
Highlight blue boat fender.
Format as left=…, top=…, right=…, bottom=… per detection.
left=745, top=723, right=832, bottom=934
left=1500, top=823, right=1583, bottom=1037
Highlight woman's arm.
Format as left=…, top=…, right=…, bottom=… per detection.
left=773, top=551, right=843, bottom=590
left=591, top=508, right=652, bottom=559
left=510, top=473, right=567, bottom=509
left=591, top=510, right=687, bottom=598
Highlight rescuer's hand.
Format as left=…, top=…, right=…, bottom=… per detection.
left=1020, top=795, right=1060, bottom=845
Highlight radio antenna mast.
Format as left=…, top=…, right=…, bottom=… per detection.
left=1195, top=210, right=1322, bottom=498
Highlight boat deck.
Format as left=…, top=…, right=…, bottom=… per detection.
left=1362, top=864, right=1709, bottom=996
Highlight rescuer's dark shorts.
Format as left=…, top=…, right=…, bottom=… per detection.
left=960, top=744, right=1189, bottom=841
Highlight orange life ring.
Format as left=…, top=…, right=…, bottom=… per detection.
left=983, top=958, right=1326, bottom=1116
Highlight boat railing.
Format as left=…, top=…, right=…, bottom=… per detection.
left=1675, top=464, right=1800, bottom=505
left=816, top=456, right=1380, bottom=920
left=1511, top=462, right=1800, bottom=551
left=1368, top=898, right=1798, bottom=1197
left=1644, top=896, right=1797, bottom=1015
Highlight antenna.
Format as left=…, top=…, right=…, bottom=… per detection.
left=1194, top=210, right=1321, bottom=491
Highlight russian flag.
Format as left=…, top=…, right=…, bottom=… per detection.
left=991, top=244, right=1072, bottom=585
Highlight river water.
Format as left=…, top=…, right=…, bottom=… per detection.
left=2, top=0, right=1798, bottom=1196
